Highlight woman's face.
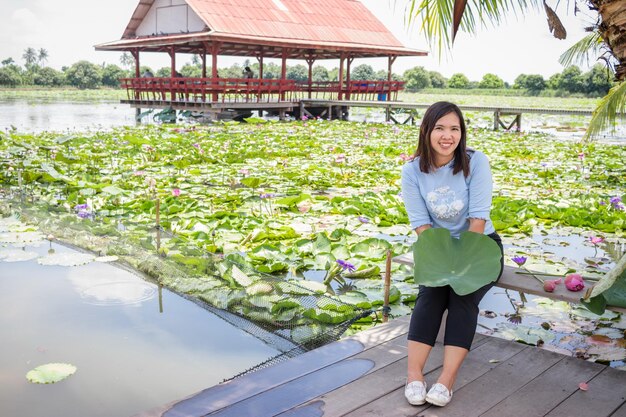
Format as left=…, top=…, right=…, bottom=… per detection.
left=429, top=111, right=461, bottom=167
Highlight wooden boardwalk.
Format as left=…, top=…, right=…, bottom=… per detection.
left=135, top=315, right=626, bottom=417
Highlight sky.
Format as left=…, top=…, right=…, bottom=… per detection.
left=0, top=0, right=600, bottom=83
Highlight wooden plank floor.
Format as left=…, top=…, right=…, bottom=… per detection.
left=135, top=315, right=626, bottom=417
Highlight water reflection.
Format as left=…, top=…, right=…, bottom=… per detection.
left=0, top=240, right=279, bottom=417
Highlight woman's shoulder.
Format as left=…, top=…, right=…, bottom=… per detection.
left=401, top=157, right=420, bottom=176
left=467, top=149, right=489, bottom=164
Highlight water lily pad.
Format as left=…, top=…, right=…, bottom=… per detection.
left=26, top=363, right=76, bottom=384
left=38, top=253, right=95, bottom=266
left=496, top=323, right=555, bottom=346
left=413, top=229, right=502, bottom=295
left=0, top=231, right=44, bottom=244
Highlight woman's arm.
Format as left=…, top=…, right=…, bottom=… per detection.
left=467, top=152, right=493, bottom=230
left=467, top=218, right=486, bottom=234
left=401, top=163, right=432, bottom=233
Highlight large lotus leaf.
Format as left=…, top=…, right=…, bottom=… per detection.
left=26, top=363, right=76, bottom=384
left=412, top=228, right=502, bottom=296
left=350, top=238, right=392, bottom=260
left=582, top=253, right=626, bottom=314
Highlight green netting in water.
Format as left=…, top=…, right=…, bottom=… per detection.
left=0, top=201, right=379, bottom=378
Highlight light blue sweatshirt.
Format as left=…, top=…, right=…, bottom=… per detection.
left=401, top=150, right=495, bottom=238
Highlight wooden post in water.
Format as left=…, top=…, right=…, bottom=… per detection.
left=383, top=249, right=392, bottom=323
left=155, top=199, right=161, bottom=252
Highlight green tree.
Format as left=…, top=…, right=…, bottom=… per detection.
left=514, top=74, right=546, bottom=94
left=328, top=67, right=339, bottom=82
left=22, top=47, right=37, bottom=69
left=180, top=64, right=202, bottom=78
left=479, top=73, right=504, bottom=89
left=448, top=73, right=469, bottom=89
left=119, top=52, right=135, bottom=70
left=101, top=64, right=126, bottom=87
left=351, top=64, right=375, bottom=80
left=558, top=66, right=584, bottom=93
left=312, top=66, right=329, bottom=82
left=582, top=64, right=613, bottom=96
left=403, top=66, right=431, bottom=90
left=37, top=48, right=49, bottom=66
left=286, top=64, right=308, bottom=82
left=33, top=67, right=64, bottom=86
left=65, top=60, right=102, bottom=89
left=428, top=70, right=447, bottom=88
left=0, top=67, right=22, bottom=86
left=2, top=57, right=15, bottom=66
left=155, top=67, right=170, bottom=77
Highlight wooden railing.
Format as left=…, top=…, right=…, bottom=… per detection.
left=120, top=78, right=405, bottom=103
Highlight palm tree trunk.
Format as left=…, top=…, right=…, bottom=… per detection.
left=592, top=0, right=626, bottom=81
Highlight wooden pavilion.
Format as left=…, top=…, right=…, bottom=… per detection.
left=95, top=0, right=427, bottom=119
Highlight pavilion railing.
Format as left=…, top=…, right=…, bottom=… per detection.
left=120, top=78, right=405, bottom=104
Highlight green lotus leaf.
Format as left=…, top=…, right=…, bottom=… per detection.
left=412, top=228, right=502, bottom=296
left=350, top=238, right=392, bottom=260
left=26, top=363, right=76, bottom=384
left=582, top=253, right=626, bottom=314
left=496, top=323, right=555, bottom=346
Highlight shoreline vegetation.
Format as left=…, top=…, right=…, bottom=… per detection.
left=0, top=87, right=601, bottom=110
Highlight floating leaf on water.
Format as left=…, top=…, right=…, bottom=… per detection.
left=0, top=231, right=44, bottom=244
left=0, top=250, right=39, bottom=262
left=496, top=323, right=555, bottom=346
left=37, top=253, right=95, bottom=266
left=246, top=282, right=274, bottom=296
left=26, top=363, right=76, bottom=384
left=586, top=344, right=626, bottom=362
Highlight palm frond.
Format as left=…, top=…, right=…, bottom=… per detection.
left=559, top=31, right=603, bottom=67
left=583, top=81, right=626, bottom=142
left=406, top=0, right=543, bottom=57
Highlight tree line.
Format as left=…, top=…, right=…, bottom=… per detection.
left=0, top=49, right=614, bottom=98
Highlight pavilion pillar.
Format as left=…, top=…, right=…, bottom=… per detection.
left=256, top=50, right=265, bottom=115
left=169, top=46, right=176, bottom=76
left=211, top=44, right=220, bottom=101
left=132, top=49, right=140, bottom=77
left=201, top=52, right=207, bottom=78
left=346, top=55, right=353, bottom=100
left=387, top=55, right=397, bottom=102
left=306, top=55, right=315, bottom=99
left=131, top=49, right=141, bottom=119
left=338, top=52, right=345, bottom=100
left=281, top=49, right=289, bottom=101
left=256, top=49, right=264, bottom=79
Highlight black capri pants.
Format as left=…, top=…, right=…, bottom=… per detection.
left=407, top=232, right=504, bottom=350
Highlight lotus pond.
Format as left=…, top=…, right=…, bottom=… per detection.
left=0, top=216, right=281, bottom=417
left=1, top=118, right=626, bottom=380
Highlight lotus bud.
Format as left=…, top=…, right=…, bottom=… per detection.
left=565, top=273, right=585, bottom=292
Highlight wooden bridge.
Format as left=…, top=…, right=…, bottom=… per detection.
left=133, top=314, right=626, bottom=417
left=133, top=253, right=625, bottom=417
left=120, top=78, right=600, bottom=129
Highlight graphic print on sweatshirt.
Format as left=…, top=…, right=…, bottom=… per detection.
left=426, top=186, right=465, bottom=219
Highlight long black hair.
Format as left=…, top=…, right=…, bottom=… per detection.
left=414, top=101, right=469, bottom=177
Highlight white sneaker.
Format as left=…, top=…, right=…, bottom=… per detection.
left=425, top=382, right=453, bottom=406
left=404, top=380, right=427, bottom=405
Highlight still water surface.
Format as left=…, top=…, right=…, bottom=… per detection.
left=0, top=241, right=279, bottom=417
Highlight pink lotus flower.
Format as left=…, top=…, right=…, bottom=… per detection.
left=589, top=236, right=604, bottom=245
left=543, top=278, right=561, bottom=293
left=565, top=273, right=585, bottom=292
left=171, top=188, right=181, bottom=197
